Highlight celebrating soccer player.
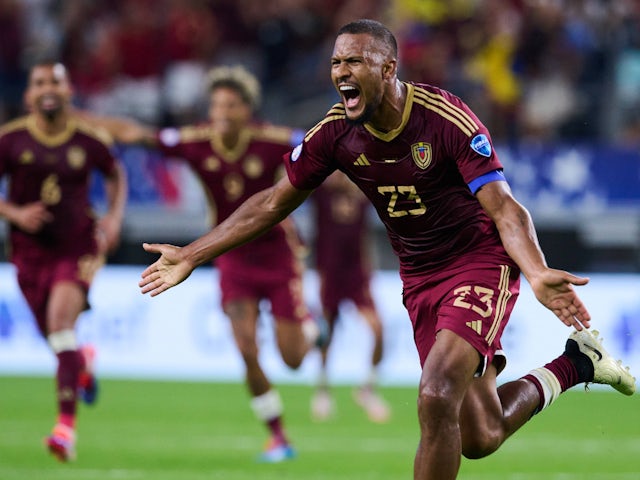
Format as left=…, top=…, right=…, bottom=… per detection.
left=0, top=61, right=127, bottom=462
left=138, top=19, right=636, bottom=479
left=86, top=65, right=325, bottom=463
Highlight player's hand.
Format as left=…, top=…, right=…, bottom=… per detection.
left=11, top=202, right=53, bottom=233
left=96, top=213, right=122, bottom=254
left=529, top=268, right=591, bottom=330
left=139, top=243, right=193, bottom=297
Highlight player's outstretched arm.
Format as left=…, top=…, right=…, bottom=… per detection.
left=139, top=176, right=312, bottom=296
left=477, top=180, right=591, bottom=330
left=139, top=243, right=194, bottom=296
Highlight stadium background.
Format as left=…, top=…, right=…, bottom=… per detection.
left=1, top=2, right=640, bottom=478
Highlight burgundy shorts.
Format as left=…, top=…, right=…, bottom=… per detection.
left=403, top=263, right=520, bottom=370
left=13, top=248, right=103, bottom=336
left=217, top=263, right=310, bottom=324
left=319, top=269, right=374, bottom=323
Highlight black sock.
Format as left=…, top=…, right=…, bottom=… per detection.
left=563, top=339, right=595, bottom=383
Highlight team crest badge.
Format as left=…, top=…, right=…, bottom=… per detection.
left=411, top=142, right=432, bottom=170
left=204, top=156, right=220, bottom=171
left=67, top=146, right=86, bottom=169
left=243, top=155, right=263, bottom=178
left=19, top=150, right=34, bottom=164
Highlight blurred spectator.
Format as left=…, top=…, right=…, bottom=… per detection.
left=161, top=0, right=220, bottom=125
left=5, top=0, right=640, bottom=144
left=0, top=0, right=27, bottom=122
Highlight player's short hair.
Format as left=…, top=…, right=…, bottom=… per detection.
left=27, top=58, right=67, bottom=76
left=337, top=19, right=398, bottom=58
left=206, top=65, right=261, bottom=110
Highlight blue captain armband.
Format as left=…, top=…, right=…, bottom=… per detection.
left=468, top=169, right=506, bottom=195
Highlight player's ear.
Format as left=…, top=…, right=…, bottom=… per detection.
left=382, top=60, right=397, bottom=80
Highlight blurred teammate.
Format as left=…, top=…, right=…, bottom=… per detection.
left=137, top=20, right=636, bottom=479
left=89, top=65, right=322, bottom=463
left=0, top=61, right=127, bottom=462
left=310, top=171, right=390, bottom=423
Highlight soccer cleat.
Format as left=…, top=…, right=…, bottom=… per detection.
left=78, top=344, right=99, bottom=405
left=257, top=437, right=296, bottom=463
left=45, top=423, right=76, bottom=462
left=567, top=329, right=636, bottom=396
left=353, top=386, right=391, bottom=423
left=311, top=389, right=335, bottom=421
left=314, top=315, right=331, bottom=349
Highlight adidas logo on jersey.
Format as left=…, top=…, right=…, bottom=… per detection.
left=353, top=154, right=370, bottom=166
left=466, top=320, right=482, bottom=335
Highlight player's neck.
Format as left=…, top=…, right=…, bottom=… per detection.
left=217, top=130, right=242, bottom=150
left=368, top=80, right=406, bottom=133
left=32, top=111, right=69, bottom=136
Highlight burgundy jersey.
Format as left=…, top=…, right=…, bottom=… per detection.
left=313, top=181, right=370, bottom=279
left=157, top=122, right=305, bottom=272
left=0, top=115, right=118, bottom=256
left=286, top=82, right=517, bottom=277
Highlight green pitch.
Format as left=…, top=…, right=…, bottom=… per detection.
left=1, top=376, right=638, bottom=479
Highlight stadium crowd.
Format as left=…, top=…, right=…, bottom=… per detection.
left=1, top=0, right=640, bottom=144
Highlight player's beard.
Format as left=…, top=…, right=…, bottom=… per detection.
left=36, top=95, right=64, bottom=122
left=345, top=92, right=382, bottom=126
left=41, top=104, right=63, bottom=122
left=345, top=102, right=375, bottom=125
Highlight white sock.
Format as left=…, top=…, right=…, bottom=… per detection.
left=48, top=329, right=77, bottom=353
left=302, top=319, right=319, bottom=346
left=250, top=390, right=283, bottom=422
left=527, top=367, right=562, bottom=412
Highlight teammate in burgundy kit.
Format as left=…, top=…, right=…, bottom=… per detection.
left=0, top=62, right=127, bottom=462
left=138, top=21, right=635, bottom=478
left=311, top=171, right=390, bottom=423
left=87, top=66, right=321, bottom=463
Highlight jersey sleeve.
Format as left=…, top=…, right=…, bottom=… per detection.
left=284, top=122, right=337, bottom=190
left=443, top=94, right=504, bottom=189
left=92, top=137, right=119, bottom=176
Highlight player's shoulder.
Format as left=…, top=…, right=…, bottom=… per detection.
left=0, top=116, right=29, bottom=139
left=249, top=123, right=298, bottom=146
left=176, top=123, right=213, bottom=143
left=304, top=102, right=348, bottom=143
left=410, top=82, right=479, bottom=137
left=74, top=116, right=115, bottom=147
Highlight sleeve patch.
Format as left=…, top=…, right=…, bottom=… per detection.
left=470, top=134, right=492, bottom=157
left=290, top=143, right=302, bottom=162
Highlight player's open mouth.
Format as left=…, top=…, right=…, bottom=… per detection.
left=340, top=85, right=361, bottom=109
left=40, top=95, right=60, bottom=110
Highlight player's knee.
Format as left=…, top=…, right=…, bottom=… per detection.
left=280, top=350, right=304, bottom=369
left=416, top=385, right=457, bottom=424
left=461, top=430, right=501, bottom=459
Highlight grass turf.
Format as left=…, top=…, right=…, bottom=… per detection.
left=0, top=376, right=638, bottom=479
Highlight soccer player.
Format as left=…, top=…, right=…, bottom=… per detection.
left=310, top=170, right=390, bottom=423
left=0, top=61, right=127, bottom=462
left=87, top=65, right=323, bottom=463
left=137, top=20, right=636, bottom=479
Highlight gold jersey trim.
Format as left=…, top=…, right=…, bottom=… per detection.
left=485, top=265, right=512, bottom=345
left=0, top=116, right=29, bottom=138
left=413, top=86, right=479, bottom=137
left=74, top=118, right=114, bottom=147
left=25, top=115, right=78, bottom=147
left=210, top=128, right=252, bottom=163
left=249, top=124, right=294, bottom=145
left=178, top=124, right=215, bottom=143
left=363, top=83, right=415, bottom=142
left=304, top=103, right=345, bottom=143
